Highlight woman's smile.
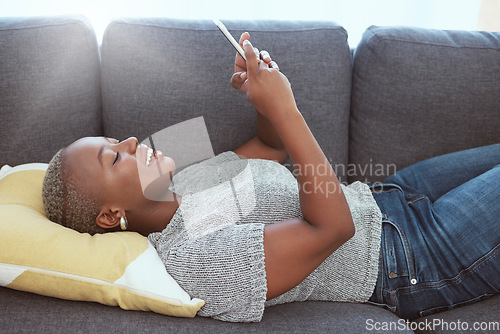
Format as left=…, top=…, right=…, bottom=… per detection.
left=138, top=143, right=162, bottom=167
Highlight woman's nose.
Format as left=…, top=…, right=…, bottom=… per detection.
left=121, top=137, right=139, bottom=154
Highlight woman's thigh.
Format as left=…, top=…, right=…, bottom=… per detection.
left=384, top=143, right=500, bottom=202
left=432, top=164, right=500, bottom=260
left=370, top=165, right=500, bottom=319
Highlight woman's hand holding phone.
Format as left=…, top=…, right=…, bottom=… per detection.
left=231, top=32, right=276, bottom=92
left=236, top=37, right=297, bottom=123
left=213, top=19, right=286, bottom=117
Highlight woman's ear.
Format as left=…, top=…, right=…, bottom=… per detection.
left=96, top=207, right=124, bottom=230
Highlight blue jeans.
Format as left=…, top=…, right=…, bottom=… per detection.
left=368, top=144, right=500, bottom=320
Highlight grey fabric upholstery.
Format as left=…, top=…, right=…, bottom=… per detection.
left=412, top=294, right=500, bottom=334
left=1, top=16, right=498, bottom=334
left=0, top=15, right=102, bottom=166
left=2, top=285, right=498, bottom=333
left=100, top=18, right=352, bottom=181
left=0, top=286, right=412, bottom=334
left=350, top=26, right=500, bottom=183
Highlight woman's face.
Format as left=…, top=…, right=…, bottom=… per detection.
left=63, top=136, right=176, bottom=215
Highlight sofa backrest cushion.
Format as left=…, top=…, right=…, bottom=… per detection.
left=100, top=18, right=352, bottom=181
left=0, top=15, right=102, bottom=166
left=350, top=26, right=500, bottom=183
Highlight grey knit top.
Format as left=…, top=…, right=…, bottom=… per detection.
left=148, top=152, right=382, bottom=322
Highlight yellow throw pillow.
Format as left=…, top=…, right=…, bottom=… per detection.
left=0, top=163, right=204, bottom=317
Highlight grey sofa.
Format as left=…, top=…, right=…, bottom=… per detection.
left=1, top=15, right=499, bottom=333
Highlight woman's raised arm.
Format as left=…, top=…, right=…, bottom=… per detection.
left=240, top=39, right=355, bottom=300
left=232, top=32, right=288, bottom=164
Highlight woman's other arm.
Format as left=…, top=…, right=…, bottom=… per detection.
left=233, top=113, right=288, bottom=163
left=240, top=39, right=355, bottom=300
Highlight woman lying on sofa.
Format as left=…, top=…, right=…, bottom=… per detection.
left=41, top=32, right=499, bottom=322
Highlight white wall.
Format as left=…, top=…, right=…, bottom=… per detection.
left=477, top=0, right=500, bottom=31
left=0, top=0, right=483, bottom=46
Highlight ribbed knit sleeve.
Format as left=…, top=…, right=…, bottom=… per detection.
left=155, top=223, right=267, bottom=322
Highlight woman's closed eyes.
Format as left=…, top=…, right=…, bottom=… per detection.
left=113, top=151, right=120, bottom=165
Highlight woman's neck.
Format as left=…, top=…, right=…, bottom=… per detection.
left=128, top=191, right=182, bottom=236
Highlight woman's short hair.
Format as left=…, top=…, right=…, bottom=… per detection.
left=42, top=149, right=106, bottom=235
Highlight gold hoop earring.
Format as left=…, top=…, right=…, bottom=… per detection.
left=120, top=216, right=128, bottom=231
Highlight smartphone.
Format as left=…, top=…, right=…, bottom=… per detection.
left=213, top=19, right=247, bottom=61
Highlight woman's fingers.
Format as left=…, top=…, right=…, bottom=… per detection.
left=238, top=31, right=250, bottom=45
left=260, top=50, right=279, bottom=70
left=269, top=61, right=279, bottom=71
left=243, top=40, right=259, bottom=77
left=260, top=50, right=271, bottom=63
left=243, top=39, right=280, bottom=79
left=231, top=72, right=247, bottom=90
left=238, top=32, right=276, bottom=68
left=235, top=32, right=250, bottom=72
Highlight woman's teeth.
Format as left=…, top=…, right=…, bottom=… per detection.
left=146, top=148, right=154, bottom=166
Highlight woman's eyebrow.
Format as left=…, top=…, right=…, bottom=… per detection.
left=97, top=145, right=105, bottom=166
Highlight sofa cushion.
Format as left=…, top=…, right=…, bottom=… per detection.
left=411, top=294, right=500, bottom=333
left=0, top=164, right=204, bottom=317
left=100, top=18, right=352, bottom=182
left=350, top=26, right=500, bottom=183
left=0, top=15, right=102, bottom=166
left=0, top=287, right=413, bottom=333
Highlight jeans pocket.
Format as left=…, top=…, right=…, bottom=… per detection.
left=383, top=219, right=417, bottom=285
left=404, top=193, right=425, bottom=204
